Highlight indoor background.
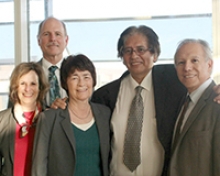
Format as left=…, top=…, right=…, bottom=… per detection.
left=0, top=0, right=219, bottom=110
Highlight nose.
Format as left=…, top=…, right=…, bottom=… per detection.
left=78, top=78, right=85, bottom=86
left=24, top=84, right=31, bottom=91
left=131, top=48, right=139, bottom=58
left=184, top=61, right=192, bottom=71
left=49, top=33, right=56, bottom=41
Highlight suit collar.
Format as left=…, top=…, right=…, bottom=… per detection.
left=58, top=102, right=108, bottom=163
left=173, top=81, right=216, bottom=151
left=59, top=108, right=76, bottom=154
left=7, top=108, right=16, bottom=163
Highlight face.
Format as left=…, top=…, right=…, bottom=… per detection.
left=122, top=33, right=157, bottom=84
left=66, top=70, right=93, bottom=102
left=38, top=18, right=69, bottom=62
left=17, top=70, right=40, bottom=108
left=175, top=43, right=213, bottom=93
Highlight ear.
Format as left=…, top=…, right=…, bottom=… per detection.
left=122, top=58, right=126, bottom=66
left=65, top=35, right=69, bottom=46
left=153, top=54, right=158, bottom=63
left=207, top=59, right=213, bottom=72
left=37, top=36, right=40, bottom=46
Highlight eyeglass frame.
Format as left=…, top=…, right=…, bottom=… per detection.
left=120, top=46, right=152, bottom=56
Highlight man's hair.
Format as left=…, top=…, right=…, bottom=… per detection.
left=37, top=16, right=67, bottom=37
left=174, top=38, right=212, bottom=64
left=117, top=25, right=161, bottom=60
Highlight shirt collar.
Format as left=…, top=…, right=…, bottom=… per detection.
left=128, top=69, right=153, bottom=91
left=189, top=78, right=212, bottom=104
left=42, top=57, right=64, bottom=70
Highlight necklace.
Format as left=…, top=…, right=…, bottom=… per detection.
left=69, top=106, right=91, bottom=120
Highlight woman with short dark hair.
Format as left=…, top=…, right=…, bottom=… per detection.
left=32, top=54, right=111, bottom=176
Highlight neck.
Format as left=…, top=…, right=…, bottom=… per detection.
left=44, top=55, right=63, bottom=65
left=18, top=102, right=37, bottom=112
left=131, top=69, right=151, bottom=84
left=68, top=101, right=91, bottom=122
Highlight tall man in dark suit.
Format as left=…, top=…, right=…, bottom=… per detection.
left=91, top=25, right=187, bottom=176
left=37, top=17, right=69, bottom=107
left=168, top=39, right=220, bottom=176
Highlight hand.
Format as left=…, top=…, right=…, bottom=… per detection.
left=213, top=85, right=220, bottom=104
left=50, top=97, right=68, bottom=109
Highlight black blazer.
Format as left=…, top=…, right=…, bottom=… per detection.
left=91, top=64, right=187, bottom=175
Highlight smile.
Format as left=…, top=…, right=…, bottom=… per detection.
left=184, top=75, right=195, bottom=78
left=131, top=61, right=142, bottom=65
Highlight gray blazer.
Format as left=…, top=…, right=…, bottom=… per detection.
left=0, top=108, right=15, bottom=176
left=0, top=108, right=40, bottom=176
left=168, top=81, right=220, bottom=176
left=32, top=102, right=111, bottom=176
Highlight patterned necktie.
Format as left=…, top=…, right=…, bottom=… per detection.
left=48, top=66, right=60, bottom=105
left=123, top=86, right=144, bottom=172
left=173, top=95, right=191, bottom=149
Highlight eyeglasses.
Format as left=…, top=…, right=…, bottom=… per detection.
left=121, top=46, right=151, bottom=56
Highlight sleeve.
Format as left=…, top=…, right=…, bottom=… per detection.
left=213, top=112, right=220, bottom=175
left=31, top=111, right=53, bottom=176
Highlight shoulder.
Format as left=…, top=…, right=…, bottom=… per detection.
left=39, top=108, right=64, bottom=121
left=93, top=71, right=129, bottom=96
left=37, top=58, right=43, bottom=65
left=153, top=64, right=176, bottom=74
left=0, top=108, right=12, bottom=121
left=90, top=102, right=111, bottom=114
left=97, top=71, right=129, bottom=90
left=90, top=102, right=110, bottom=111
left=152, top=64, right=180, bottom=85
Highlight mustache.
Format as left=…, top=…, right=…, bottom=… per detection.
left=47, top=42, right=59, bottom=46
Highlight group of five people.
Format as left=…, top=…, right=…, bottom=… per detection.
left=1, top=16, right=220, bottom=176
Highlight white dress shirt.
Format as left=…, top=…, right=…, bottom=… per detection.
left=110, top=70, right=164, bottom=176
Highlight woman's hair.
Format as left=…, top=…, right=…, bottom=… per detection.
left=9, top=62, right=49, bottom=104
left=60, top=54, right=96, bottom=95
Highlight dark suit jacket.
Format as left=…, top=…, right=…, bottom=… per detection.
left=32, top=102, right=111, bottom=176
left=91, top=64, right=187, bottom=175
left=168, top=81, right=220, bottom=176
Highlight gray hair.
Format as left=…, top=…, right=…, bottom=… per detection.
left=37, top=16, right=67, bottom=38
left=174, top=39, right=212, bottom=64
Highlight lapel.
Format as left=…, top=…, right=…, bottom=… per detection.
left=37, top=58, right=43, bottom=66
left=9, top=109, right=16, bottom=162
left=175, top=81, right=216, bottom=150
left=59, top=108, right=76, bottom=153
left=90, top=102, right=106, bottom=147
